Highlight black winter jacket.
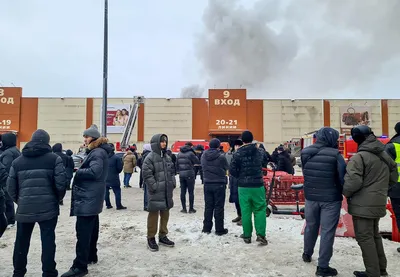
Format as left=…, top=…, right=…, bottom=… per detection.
left=0, top=133, right=21, bottom=199
left=201, top=148, right=229, bottom=185
left=106, top=151, right=123, bottom=187
left=7, top=141, right=67, bottom=223
left=301, top=128, right=346, bottom=202
left=277, top=151, right=294, bottom=174
left=71, top=137, right=112, bottom=217
left=385, top=135, right=400, bottom=198
left=177, top=145, right=200, bottom=179
left=0, top=161, right=7, bottom=199
left=142, top=134, right=176, bottom=212
left=52, top=143, right=74, bottom=180
left=229, top=143, right=265, bottom=188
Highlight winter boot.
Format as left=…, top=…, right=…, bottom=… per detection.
left=147, top=238, right=159, bottom=252
left=106, top=206, right=113, bottom=209
left=202, top=229, right=211, bottom=234
left=59, top=200, right=64, bottom=205
left=116, top=206, right=127, bottom=210
left=256, top=235, right=268, bottom=246
left=240, top=234, right=251, bottom=244
left=237, top=220, right=242, bottom=226
left=159, top=236, right=175, bottom=247
left=302, top=253, right=312, bottom=263
left=60, top=267, right=88, bottom=277
left=352, top=272, right=368, bottom=277
left=189, top=208, right=197, bottom=214
left=397, top=247, right=400, bottom=253
left=381, top=270, right=389, bottom=276
left=180, top=209, right=187, bottom=213
left=232, top=216, right=241, bottom=223
left=215, top=229, right=228, bottom=236
left=315, top=266, right=338, bottom=277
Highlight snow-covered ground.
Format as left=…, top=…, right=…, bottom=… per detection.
left=0, top=173, right=399, bottom=277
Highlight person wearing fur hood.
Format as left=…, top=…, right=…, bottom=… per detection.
left=62, top=125, right=112, bottom=277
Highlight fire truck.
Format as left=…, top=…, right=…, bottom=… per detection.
left=299, top=130, right=390, bottom=162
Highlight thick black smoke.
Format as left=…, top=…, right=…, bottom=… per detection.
left=196, top=0, right=400, bottom=98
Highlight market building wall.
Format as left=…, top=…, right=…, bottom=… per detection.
left=388, top=100, right=400, bottom=138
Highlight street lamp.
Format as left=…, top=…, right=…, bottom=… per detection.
left=101, top=0, right=108, bottom=137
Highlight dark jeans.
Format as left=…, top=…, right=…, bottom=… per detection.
left=139, top=170, right=144, bottom=188
left=180, top=177, right=195, bottom=210
left=105, top=186, right=122, bottom=208
left=5, top=191, right=15, bottom=225
left=203, top=184, right=226, bottom=233
left=13, top=217, right=58, bottom=277
left=143, top=182, right=148, bottom=209
left=235, top=199, right=242, bottom=217
left=123, top=173, right=132, bottom=187
left=72, top=215, right=99, bottom=271
left=390, top=197, right=400, bottom=231
left=303, top=200, right=341, bottom=268
left=353, top=217, right=387, bottom=277
left=0, top=197, right=7, bottom=238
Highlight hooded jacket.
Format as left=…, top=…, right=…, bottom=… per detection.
left=177, top=145, right=200, bottom=179
left=64, top=149, right=75, bottom=180
left=385, top=134, right=400, bottom=198
left=343, top=135, right=398, bottom=218
left=142, top=134, right=176, bottom=212
left=70, top=137, right=112, bottom=216
left=137, top=144, right=151, bottom=169
left=0, top=161, right=7, bottom=199
left=106, top=147, right=123, bottom=187
left=7, top=140, right=67, bottom=223
left=229, top=143, right=265, bottom=188
left=0, top=132, right=21, bottom=174
left=201, top=148, right=229, bottom=185
left=301, top=127, right=346, bottom=202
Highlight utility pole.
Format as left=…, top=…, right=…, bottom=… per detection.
left=101, top=0, right=108, bottom=137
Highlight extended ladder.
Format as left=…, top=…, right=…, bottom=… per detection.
left=120, top=96, right=144, bottom=150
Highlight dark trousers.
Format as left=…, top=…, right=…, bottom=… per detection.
left=303, top=200, right=341, bottom=268
left=235, top=199, right=242, bottom=217
left=143, top=182, right=148, bottom=209
left=105, top=186, right=122, bottom=208
left=353, top=217, right=387, bottom=277
left=5, top=191, right=15, bottom=225
left=147, top=210, right=169, bottom=238
left=13, top=217, right=58, bottom=277
left=203, top=184, right=226, bottom=233
left=390, top=197, right=400, bottom=231
left=123, top=173, right=132, bottom=187
left=72, top=215, right=99, bottom=271
left=139, top=170, right=144, bottom=188
left=180, top=177, right=195, bottom=210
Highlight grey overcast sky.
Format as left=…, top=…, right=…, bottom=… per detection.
left=1, top=0, right=400, bottom=99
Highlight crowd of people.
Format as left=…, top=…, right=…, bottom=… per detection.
left=0, top=122, right=400, bottom=277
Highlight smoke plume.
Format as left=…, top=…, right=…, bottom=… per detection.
left=196, top=0, right=400, bottom=98
left=180, top=84, right=205, bottom=98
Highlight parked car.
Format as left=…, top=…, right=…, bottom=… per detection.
left=72, top=154, right=86, bottom=171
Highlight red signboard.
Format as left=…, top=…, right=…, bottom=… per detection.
left=0, top=88, right=22, bottom=132
left=208, top=89, right=247, bottom=133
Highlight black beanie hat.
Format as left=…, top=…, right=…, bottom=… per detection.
left=241, top=131, right=253, bottom=144
left=395, top=122, right=400, bottom=134
left=351, top=125, right=372, bottom=145
left=233, top=139, right=243, bottom=146
left=209, top=138, right=221, bottom=149
left=31, top=129, right=50, bottom=144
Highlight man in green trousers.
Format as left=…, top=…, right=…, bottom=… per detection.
left=229, top=130, right=268, bottom=245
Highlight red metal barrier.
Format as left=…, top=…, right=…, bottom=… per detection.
left=387, top=201, right=400, bottom=242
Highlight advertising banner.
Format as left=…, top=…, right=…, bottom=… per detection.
left=339, top=106, right=371, bottom=135
left=208, top=89, right=247, bottom=133
left=102, top=104, right=131, bottom=134
left=0, top=88, right=22, bottom=132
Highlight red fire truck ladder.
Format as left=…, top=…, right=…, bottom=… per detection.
left=120, top=96, right=144, bottom=150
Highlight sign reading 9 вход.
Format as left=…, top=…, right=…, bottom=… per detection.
left=0, top=88, right=22, bottom=132
left=208, top=89, right=247, bottom=132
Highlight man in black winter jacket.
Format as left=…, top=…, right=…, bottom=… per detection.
left=52, top=143, right=73, bottom=204
left=62, top=125, right=112, bottom=277
left=194, top=144, right=204, bottom=184
left=301, top=127, right=346, bottom=277
left=277, top=146, right=294, bottom=174
left=201, top=138, right=229, bottom=236
left=177, top=142, right=200, bottom=213
left=0, top=132, right=20, bottom=226
left=385, top=122, right=400, bottom=253
left=7, top=129, right=67, bottom=277
left=65, top=150, right=75, bottom=190
left=105, top=143, right=126, bottom=210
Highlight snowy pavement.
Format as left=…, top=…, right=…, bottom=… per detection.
left=0, top=173, right=399, bottom=277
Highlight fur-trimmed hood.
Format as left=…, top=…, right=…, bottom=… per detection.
left=87, top=137, right=112, bottom=154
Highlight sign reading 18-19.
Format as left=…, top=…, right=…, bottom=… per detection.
left=216, top=119, right=238, bottom=129
left=0, top=119, right=12, bottom=130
